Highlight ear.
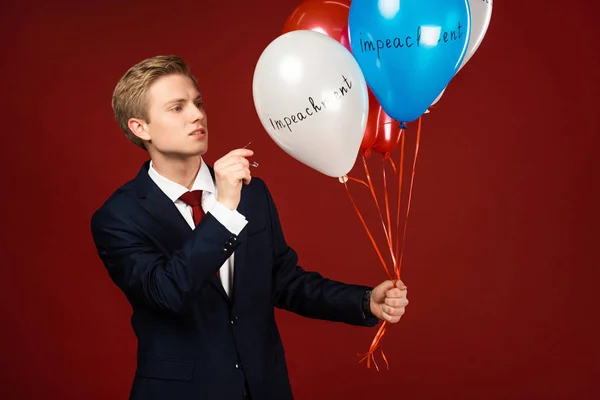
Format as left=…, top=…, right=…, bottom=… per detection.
left=128, top=117, right=151, bottom=142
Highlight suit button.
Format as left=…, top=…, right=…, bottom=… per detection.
left=235, top=363, right=239, bottom=369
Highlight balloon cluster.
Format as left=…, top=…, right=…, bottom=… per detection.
left=252, top=0, right=493, bottom=369
left=253, top=0, right=492, bottom=177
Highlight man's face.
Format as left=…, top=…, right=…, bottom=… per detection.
left=134, top=74, right=207, bottom=157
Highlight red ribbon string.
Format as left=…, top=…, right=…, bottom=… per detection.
left=359, top=321, right=388, bottom=370
left=361, top=153, right=393, bottom=255
left=382, top=156, right=394, bottom=262
left=397, top=116, right=421, bottom=278
left=344, top=116, right=423, bottom=370
left=394, top=128, right=406, bottom=279
left=343, top=181, right=393, bottom=281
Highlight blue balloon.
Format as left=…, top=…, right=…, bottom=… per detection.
left=348, top=0, right=471, bottom=123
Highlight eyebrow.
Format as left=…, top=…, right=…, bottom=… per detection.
left=163, top=94, right=203, bottom=107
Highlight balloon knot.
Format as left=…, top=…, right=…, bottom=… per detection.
left=363, top=149, right=371, bottom=159
left=400, top=122, right=407, bottom=130
left=338, top=175, right=349, bottom=184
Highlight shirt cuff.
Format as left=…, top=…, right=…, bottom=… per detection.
left=207, top=201, right=248, bottom=235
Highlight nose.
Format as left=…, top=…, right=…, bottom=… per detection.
left=190, top=103, right=205, bottom=123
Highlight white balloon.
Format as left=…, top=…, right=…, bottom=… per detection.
left=252, top=30, right=369, bottom=178
left=459, top=0, right=493, bottom=72
left=425, top=1, right=492, bottom=111
left=424, top=88, right=444, bottom=113
left=431, top=89, right=445, bottom=106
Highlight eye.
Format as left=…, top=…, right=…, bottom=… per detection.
left=195, top=101, right=204, bottom=108
left=172, top=105, right=182, bottom=112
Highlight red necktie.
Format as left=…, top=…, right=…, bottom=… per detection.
left=178, top=190, right=219, bottom=277
left=179, top=190, right=204, bottom=226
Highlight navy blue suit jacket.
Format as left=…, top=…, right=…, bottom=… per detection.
left=90, top=161, right=377, bottom=400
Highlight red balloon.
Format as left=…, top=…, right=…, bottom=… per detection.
left=282, top=1, right=400, bottom=156
left=282, top=0, right=351, bottom=42
left=370, top=97, right=402, bottom=155
left=340, top=24, right=351, bottom=52
left=360, top=90, right=380, bottom=153
left=360, top=89, right=402, bottom=156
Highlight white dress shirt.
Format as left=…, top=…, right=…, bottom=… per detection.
left=148, top=159, right=248, bottom=296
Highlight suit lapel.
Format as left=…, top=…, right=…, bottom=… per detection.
left=135, top=161, right=230, bottom=303
left=136, top=162, right=191, bottom=247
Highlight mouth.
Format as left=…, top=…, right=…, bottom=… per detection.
left=189, top=128, right=206, bottom=136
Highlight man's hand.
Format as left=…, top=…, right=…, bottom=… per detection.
left=370, top=280, right=408, bottom=323
left=214, top=148, right=254, bottom=211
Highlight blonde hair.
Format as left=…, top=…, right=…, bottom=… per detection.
left=112, top=55, right=198, bottom=150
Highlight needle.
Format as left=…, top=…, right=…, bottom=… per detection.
left=243, top=142, right=259, bottom=168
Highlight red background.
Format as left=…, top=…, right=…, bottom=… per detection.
left=1, top=0, right=599, bottom=399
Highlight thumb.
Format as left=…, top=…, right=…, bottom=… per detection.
left=376, top=280, right=395, bottom=294
left=395, top=280, right=407, bottom=290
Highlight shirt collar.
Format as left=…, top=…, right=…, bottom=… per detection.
left=148, top=158, right=215, bottom=203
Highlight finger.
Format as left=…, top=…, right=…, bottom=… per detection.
left=378, top=280, right=395, bottom=292
left=215, top=165, right=244, bottom=180
left=383, top=304, right=405, bottom=316
left=235, top=168, right=252, bottom=185
left=221, top=160, right=250, bottom=171
left=385, top=298, right=409, bottom=308
left=385, top=297, right=399, bottom=307
left=218, top=156, right=250, bottom=169
left=216, top=166, right=250, bottom=183
left=385, top=288, right=407, bottom=298
left=243, top=168, right=252, bottom=185
left=214, top=152, right=253, bottom=169
left=384, top=297, right=408, bottom=308
left=382, top=311, right=393, bottom=322
left=227, top=149, right=254, bottom=158
left=396, top=280, right=408, bottom=290
left=226, top=167, right=251, bottom=182
left=382, top=311, right=401, bottom=323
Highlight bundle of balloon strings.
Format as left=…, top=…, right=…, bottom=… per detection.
left=341, top=116, right=422, bottom=370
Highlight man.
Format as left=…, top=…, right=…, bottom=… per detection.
left=91, top=55, right=408, bottom=400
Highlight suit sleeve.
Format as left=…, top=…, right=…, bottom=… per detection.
left=91, top=205, right=238, bottom=314
left=262, top=181, right=378, bottom=327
